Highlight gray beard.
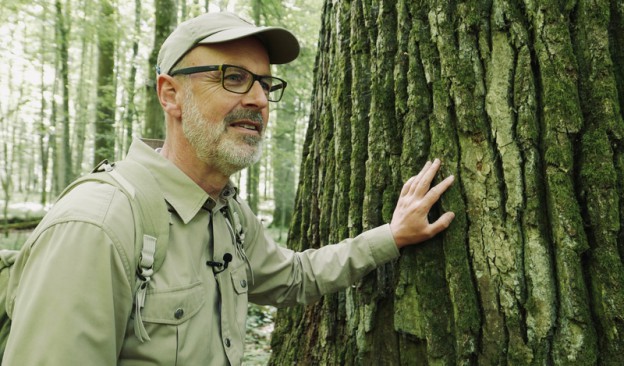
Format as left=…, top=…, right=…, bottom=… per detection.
left=181, top=92, right=264, bottom=176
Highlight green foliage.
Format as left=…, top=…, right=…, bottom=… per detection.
left=0, top=0, right=322, bottom=230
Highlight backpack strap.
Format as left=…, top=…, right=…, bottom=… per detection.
left=60, top=159, right=170, bottom=342
left=105, top=160, right=170, bottom=273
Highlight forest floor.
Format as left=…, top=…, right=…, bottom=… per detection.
left=244, top=304, right=276, bottom=365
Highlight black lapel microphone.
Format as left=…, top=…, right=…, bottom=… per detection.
left=207, top=253, right=233, bottom=274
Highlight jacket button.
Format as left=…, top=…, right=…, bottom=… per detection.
left=240, top=280, right=247, bottom=288
left=174, top=308, right=184, bottom=319
left=225, top=338, right=231, bottom=347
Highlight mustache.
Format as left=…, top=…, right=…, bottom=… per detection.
left=224, top=109, right=264, bottom=125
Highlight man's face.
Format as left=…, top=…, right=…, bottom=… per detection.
left=176, top=38, right=271, bottom=175
left=181, top=83, right=265, bottom=176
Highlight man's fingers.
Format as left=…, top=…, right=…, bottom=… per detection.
left=394, top=160, right=455, bottom=247
left=429, top=211, right=456, bottom=235
left=403, top=160, right=433, bottom=197
left=425, top=174, right=455, bottom=201
left=399, top=175, right=418, bottom=197
left=413, top=159, right=441, bottom=196
left=401, top=159, right=454, bottom=212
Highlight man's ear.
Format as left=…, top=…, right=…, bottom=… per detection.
left=157, top=74, right=182, bottom=119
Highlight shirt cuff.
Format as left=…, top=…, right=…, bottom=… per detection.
left=364, top=224, right=400, bottom=265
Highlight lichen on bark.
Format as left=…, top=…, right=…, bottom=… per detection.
left=270, top=0, right=624, bottom=364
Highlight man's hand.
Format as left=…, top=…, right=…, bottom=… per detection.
left=390, top=159, right=455, bottom=248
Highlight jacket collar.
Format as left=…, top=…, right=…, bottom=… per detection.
left=125, top=139, right=238, bottom=224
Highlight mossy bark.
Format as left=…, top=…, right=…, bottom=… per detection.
left=270, top=0, right=624, bottom=364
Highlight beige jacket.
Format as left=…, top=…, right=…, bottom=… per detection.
left=3, top=140, right=399, bottom=365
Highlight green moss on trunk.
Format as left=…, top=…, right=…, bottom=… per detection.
left=271, top=0, right=624, bottom=364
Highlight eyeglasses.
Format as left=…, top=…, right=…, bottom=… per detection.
left=169, top=64, right=288, bottom=102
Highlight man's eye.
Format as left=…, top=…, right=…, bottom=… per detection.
left=224, top=72, right=248, bottom=84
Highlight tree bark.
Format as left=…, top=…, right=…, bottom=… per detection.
left=120, top=0, right=142, bottom=155
left=53, top=0, right=72, bottom=191
left=93, top=0, right=116, bottom=165
left=247, top=162, right=260, bottom=214
left=270, top=0, right=624, bottom=364
left=244, top=0, right=265, bottom=214
left=38, top=35, right=50, bottom=206
left=143, top=0, right=177, bottom=140
left=73, top=0, right=96, bottom=175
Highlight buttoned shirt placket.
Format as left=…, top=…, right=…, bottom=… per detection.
left=203, top=192, right=239, bottom=361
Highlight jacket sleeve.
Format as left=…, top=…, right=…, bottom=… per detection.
left=3, top=188, right=135, bottom=365
left=244, top=206, right=399, bottom=306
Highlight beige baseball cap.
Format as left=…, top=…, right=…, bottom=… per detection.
left=157, top=12, right=300, bottom=75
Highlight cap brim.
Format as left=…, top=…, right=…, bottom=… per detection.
left=197, top=27, right=300, bottom=64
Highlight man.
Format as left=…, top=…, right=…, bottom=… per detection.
left=2, top=12, right=455, bottom=365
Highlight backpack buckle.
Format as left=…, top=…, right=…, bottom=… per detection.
left=92, top=159, right=114, bottom=173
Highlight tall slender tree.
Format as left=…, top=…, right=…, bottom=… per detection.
left=73, top=0, right=96, bottom=175
left=52, top=0, right=72, bottom=193
left=37, top=5, right=52, bottom=205
left=93, top=0, right=117, bottom=165
left=120, top=0, right=143, bottom=154
left=0, top=62, right=20, bottom=234
left=143, top=0, right=177, bottom=140
left=242, top=0, right=267, bottom=214
left=270, top=0, right=624, bottom=364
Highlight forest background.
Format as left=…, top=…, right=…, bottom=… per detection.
left=0, top=0, right=321, bottom=364
left=0, top=0, right=320, bottom=241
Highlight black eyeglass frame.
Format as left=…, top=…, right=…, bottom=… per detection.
left=169, top=64, right=288, bottom=102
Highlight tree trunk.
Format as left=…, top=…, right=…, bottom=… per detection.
left=120, top=0, right=142, bottom=155
left=143, top=0, right=177, bottom=140
left=38, top=41, right=50, bottom=206
left=271, top=113, right=296, bottom=230
left=245, top=0, right=264, bottom=214
left=93, top=0, right=116, bottom=165
left=270, top=0, right=624, bottom=365
left=53, top=0, right=72, bottom=191
left=73, top=0, right=96, bottom=175
left=246, top=162, right=260, bottom=214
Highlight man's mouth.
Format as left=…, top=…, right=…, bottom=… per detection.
left=224, top=109, right=264, bottom=135
left=230, top=121, right=262, bottom=134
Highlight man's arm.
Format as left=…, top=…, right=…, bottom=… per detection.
left=246, top=159, right=455, bottom=306
left=247, top=223, right=399, bottom=306
left=3, top=185, right=135, bottom=365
